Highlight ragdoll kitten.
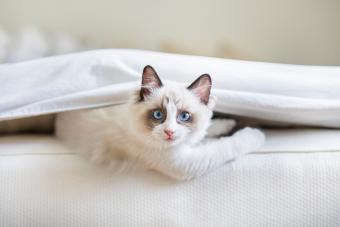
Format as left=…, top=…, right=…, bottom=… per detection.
left=56, top=65, right=265, bottom=180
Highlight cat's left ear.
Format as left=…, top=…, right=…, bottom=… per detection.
left=139, top=65, right=163, bottom=101
left=187, top=74, right=212, bottom=105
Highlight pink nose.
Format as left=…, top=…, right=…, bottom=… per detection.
left=164, top=129, right=174, bottom=137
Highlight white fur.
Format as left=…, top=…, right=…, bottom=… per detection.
left=206, top=118, right=236, bottom=137
left=56, top=83, right=265, bottom=180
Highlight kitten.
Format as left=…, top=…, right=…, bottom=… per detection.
left=56, top=65, right=265, bottom=180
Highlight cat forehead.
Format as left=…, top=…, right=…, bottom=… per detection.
left=149, top=85, right=200, bottom=108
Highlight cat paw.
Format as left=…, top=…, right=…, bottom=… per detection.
left=207, top=119, right=236, bottom=137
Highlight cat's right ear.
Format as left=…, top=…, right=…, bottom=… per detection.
left=139, top=65, right=163, bottom=101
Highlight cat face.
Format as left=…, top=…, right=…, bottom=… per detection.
left=131, top=65, right=215, bottom=148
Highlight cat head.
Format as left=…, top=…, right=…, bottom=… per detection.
left=130, top=65, right=215, bottom=148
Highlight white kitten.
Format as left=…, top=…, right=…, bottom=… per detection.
left=56, top=65, right=265, bottom=180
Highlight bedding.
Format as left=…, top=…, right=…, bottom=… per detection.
left=1, top=49, right=340, bottom=226
left=1, top=129, right=340, bottom=227
left=0, top=49, right=340, bottom=127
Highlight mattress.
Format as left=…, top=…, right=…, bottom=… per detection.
left=1, top=49, right=340, bottom=226
left=1, top=129, right=340, bottom=227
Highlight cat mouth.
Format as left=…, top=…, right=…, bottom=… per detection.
left=165, top=137, right=174, bottom=141
left=164, top=136, right=176, bottom=142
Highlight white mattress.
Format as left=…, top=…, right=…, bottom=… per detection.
left=1, top=49, right=340, bottom=226
left=1, top=129, right=340, bottom=227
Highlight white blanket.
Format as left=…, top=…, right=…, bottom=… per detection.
left=1, top=49, right=340, bottom=127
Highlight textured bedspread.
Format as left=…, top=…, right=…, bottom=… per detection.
left=1, top=129, right=340, bottom=227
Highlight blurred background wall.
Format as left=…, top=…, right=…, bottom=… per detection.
left=0, top=0, right=339, bottom=65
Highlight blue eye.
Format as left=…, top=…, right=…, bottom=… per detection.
left=178, top=111, right=191, bottom=122
left=152, top=110, right=163, bottom=120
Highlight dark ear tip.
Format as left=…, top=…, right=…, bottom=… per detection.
left=143, top=65, right=154, bottom=71
left=200, top=73, right=212, bottom=84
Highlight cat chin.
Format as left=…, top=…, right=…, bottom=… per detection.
left=159, top=138, right=184, bottom=148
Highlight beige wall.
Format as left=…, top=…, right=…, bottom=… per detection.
left=0, top=0, right=339, bottom=65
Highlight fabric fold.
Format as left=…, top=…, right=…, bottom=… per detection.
left=1, top=49, right=340, bottom=127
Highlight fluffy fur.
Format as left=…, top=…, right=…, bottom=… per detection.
left=56, top=66, right=265, bottom=180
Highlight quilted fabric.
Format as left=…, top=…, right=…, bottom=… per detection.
left=1, top=130, right=340, bottom=227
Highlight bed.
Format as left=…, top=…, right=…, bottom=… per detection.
left=1, top=49, right=340, bottom=226
left=1, top=129, right=340, bottom=226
